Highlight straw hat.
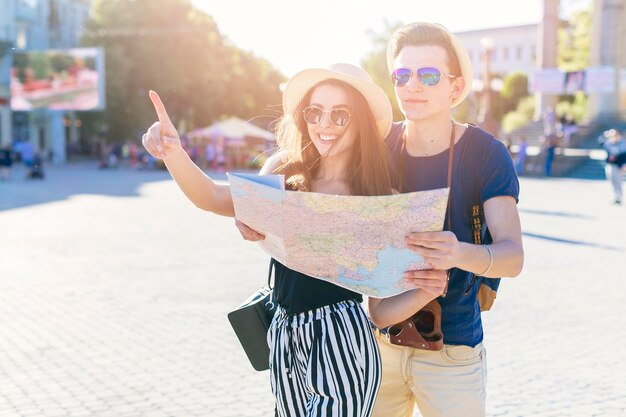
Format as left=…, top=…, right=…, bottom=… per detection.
left=386, top=22, right=473, bottom=108
left=282, top=63, right=392, bottom=139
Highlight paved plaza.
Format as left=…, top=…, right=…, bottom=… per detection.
left=0, top=162, right=625, bottom=417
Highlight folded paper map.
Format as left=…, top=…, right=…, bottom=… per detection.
left=228, top=173, right=449, bottom=298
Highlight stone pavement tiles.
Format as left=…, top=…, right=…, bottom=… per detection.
left=1, top=164, right=273, bottom=417
left=1, top=164, right=625, bottom=417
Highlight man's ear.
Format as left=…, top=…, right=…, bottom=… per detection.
left=451, top=77, right=465, bottom=100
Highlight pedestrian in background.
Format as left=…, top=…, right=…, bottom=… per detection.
left=542, top=106, right=557, bottom=136
left=15, top=140, right=35, bottom=178
left=205, top=141, right=215, bottom=170
left=0, top=145, right=13, bottom=181
left=603, top=129, right=626, bottom=204
left=129, top=142, right=139, bottom=169
left=515, top=136, right=528, bottom=175
left=542, top=133, right=559, bottom=177
left=560, top=114, right=577, bottom=145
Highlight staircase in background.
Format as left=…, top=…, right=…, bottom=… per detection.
left=506, top=118, right=626, bottom=179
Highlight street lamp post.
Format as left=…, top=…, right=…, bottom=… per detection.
left=476, top=37, right=499, bottom=136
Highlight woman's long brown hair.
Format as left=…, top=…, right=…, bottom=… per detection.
left=273, top=80, right=392, bottom=196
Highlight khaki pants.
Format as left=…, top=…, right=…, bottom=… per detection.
left=372, top=332, right=487, bottom=417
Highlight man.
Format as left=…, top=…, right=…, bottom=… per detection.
left=542, top=132, right=559, bottom=177
left=367, top=22, right=524, bottom=417
left=603, top=129, right=626, bottom=204
left=17, top=140, right=36, bottom=178
left=0, top=145, right=13, bottom=181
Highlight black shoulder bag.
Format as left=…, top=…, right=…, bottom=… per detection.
left=227, top=259, right=277, bottom=371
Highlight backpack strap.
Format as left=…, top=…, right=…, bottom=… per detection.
left=459, top=126, right=500, bottom=311
left=461, top=127, right=484, bottom=294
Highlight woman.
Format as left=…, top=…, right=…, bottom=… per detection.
left=142, top=63, right=449, bottom=417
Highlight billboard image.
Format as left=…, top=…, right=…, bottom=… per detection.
left=10, top=47, right=105, bottom=111
left=530, top=66, right=616, bottom=94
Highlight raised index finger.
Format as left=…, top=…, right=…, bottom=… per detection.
left=148, top=90, right=172, bottom=124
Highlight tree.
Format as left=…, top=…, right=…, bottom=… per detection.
left=79, top=0, right=285, bottom=142
left=557, top=5, right=592, bottom=71
left=502, top=96, right=535, bottom=133
left=500, top=72, right=528, bottom=102
left=361, top=20, right=404, bottom=121
left=495, top=71, right=530, bottom=120
left=556, top=3, right=592, bottom=121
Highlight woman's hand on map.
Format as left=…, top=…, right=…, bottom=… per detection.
left=235, top=220, right=266, bottom=241
left=142, top=90, right=183, bottom=160
left=405, top=230, right=463, bottom=271
left=402, top=269, right=448, bottom=297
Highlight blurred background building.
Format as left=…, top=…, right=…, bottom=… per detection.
left=0, top=0, right=91, bottom=162
left=457, top=24, right=539, bottom=79
left=0, top=0, right=624, bottom=169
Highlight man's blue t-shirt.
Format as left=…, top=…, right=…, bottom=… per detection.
left=385, top=123, right=519, bottom=347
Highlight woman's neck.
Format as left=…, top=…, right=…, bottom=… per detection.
left=312, top=154, right=351, bottom=195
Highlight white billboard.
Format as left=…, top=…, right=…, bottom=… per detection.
left=530, top=66, right=616, bottom=94
left=10, top=47, right=105, bottom=111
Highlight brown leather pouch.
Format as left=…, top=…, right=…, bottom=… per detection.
left=386, top=300, right=444, bottom=351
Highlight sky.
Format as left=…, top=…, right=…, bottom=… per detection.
left=192, top=0, right=549, bottom=77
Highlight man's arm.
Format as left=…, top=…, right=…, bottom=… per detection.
left=404, top=195, right=523, bottom=278
left=479, top=195, right=524, bottom=277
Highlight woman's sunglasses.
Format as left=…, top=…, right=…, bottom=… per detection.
left=391, top=67, right=458, bottom=88
left=302, top=106, right=351, bottom=127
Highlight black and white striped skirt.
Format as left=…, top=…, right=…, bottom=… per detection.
left=268, top=299, right=381, bottom=417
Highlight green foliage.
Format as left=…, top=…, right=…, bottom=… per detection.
left=557, top=6, right=592, bottom=71
left=502, top=111, right=530, bottom=133
left=490, top=72, right=530, bottom=123
left=489, top=90, right=509, bottom=122
left=49, top=53, right=75, bottom=73
left=556, top=5, right=591, bottom=123
left=361, top=20, right=404, bottom=121
left=452, top=98, right=478, bottom=124
left=516, top=96, right=536, bottom=119
left=27, top=53, right=51, bottom=80
left=501, top=96, right=536, bottom=133
left=556, top=92, right=588, bottom=123
left=80, top=0, right=285, bottom=142
left=12, top=53, right=29, bottom=83
left=500, top=72, right=528, bottom=100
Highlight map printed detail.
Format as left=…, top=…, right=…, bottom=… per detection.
left=228, top=173, right=449, bottom=298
